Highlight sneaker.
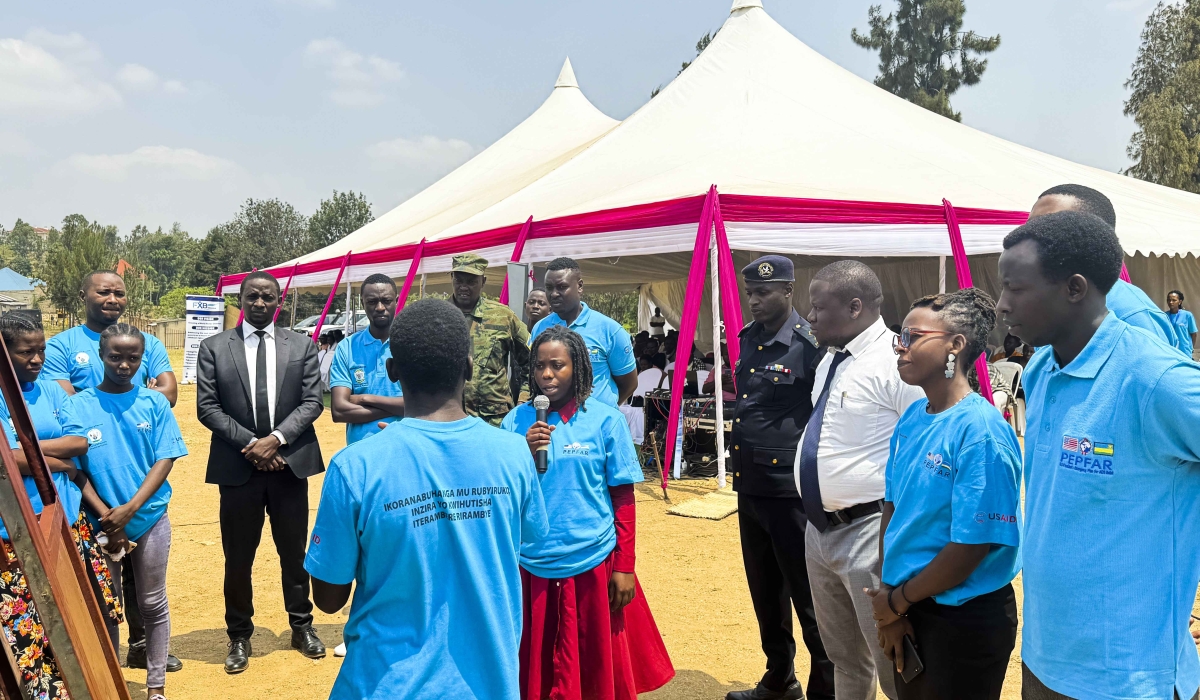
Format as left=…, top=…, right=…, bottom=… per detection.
left=334, top=642, right=347, bottom=658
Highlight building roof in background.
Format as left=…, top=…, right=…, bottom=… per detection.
left=0, top=268, right=40, bottom=291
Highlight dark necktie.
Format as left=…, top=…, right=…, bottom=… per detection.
left=254, top=330, right=271, bottom=437
left=799, top=349, right=851, bottom=532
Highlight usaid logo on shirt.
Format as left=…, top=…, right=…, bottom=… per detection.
left=922, top=452, right=952, bottom=479
left=562, top=442, right=592, bottom=456
left=74, top=352, right=90, bottom=366
left=1060, top=434, right=1115, bottom=476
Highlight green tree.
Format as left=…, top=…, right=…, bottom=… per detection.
left=42, top=215, right=116, bottom=318
left=651, top=31, right=717, bottom=98
left=124, top=222, right=202, bottom=293
left=309, top=190, right=373, bottom=249
left=851, top=0, right=1000, bottom=122
left=583, top=291, right=639, bottom=333
left=1, top=220, right=43, bottom=277
left=156, top=285, right=218, bottom=319
left=1124, top=0, right=1200, bottom=192
left=191, top=198, right=311, bottom=287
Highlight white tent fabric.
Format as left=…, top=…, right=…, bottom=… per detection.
left=425, top=0, right=1200, bottom=259
left=291, top=58, right=618, bottom=266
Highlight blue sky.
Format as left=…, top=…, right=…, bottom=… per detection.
left=0, top=0, right=1162, bottom=237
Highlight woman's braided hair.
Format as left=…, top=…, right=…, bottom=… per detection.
left=528, top=324, right=593, bottom=412
left=0, top=311, right=43, bottom=347
left=909, top=287, right=997, bottom=365
left=98, top=322, right=145, bottom=353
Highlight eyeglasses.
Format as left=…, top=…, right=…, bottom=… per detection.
left=892, top=327, right=955, bottom=354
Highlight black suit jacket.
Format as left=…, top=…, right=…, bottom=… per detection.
left=197, top=325, right=325, bottom=486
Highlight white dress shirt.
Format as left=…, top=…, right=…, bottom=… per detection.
left=793, top=317, right=923, bottom=511
left=242, top=321, right=287, bottom=446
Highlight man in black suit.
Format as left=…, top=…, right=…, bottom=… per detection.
left=196, top=271, right=327, bottom=674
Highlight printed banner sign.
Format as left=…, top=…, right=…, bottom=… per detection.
left=182, top=295, right=225, bottom=384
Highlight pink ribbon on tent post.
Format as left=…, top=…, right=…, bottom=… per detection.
left=1119, top=264, right=1131, bottom=283
left=663, top=189, right=718, bottom=476
left=312, top=252, right=352, bottom=344
left=499, top=217, right=534, bottom=305
left=395, top=238, right=427, bottom=313
left=273, top=262, right=299, bottom=324
left=942, top=200, right=994, bottom=405
left=711, top=191, right=744, bottom=384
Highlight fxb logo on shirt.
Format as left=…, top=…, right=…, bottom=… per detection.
left=86, top=428, right=105, bottom=447
left=74, top=352, right=90, bottom=366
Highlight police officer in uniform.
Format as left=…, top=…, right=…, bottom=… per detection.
left=449, top=253, right=531, bottom=425
left=727, top=256, right=834, bottom=700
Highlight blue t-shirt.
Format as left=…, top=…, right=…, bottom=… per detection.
left=0, top=380, right=83, bottom=538
left=529, top=303, right=636, bottom=407
left=501, top=400, right=643, bottom=579
left=882, top=393, right=1021, bottom=606
left=1169, top=309, right=1197, bottom=356
left=60, top=387, right=186, bottom=541
left=1021, top=313, right=1200, bottom=700
left=329, top=330, right=403, bottom=445
left=1106, top=279, right=1184, bottom=353
left=305, top=416, right=548, bottom=700
left=44, top=325, right=173, bottom=392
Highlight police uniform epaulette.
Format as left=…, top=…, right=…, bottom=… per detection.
left=793, top=321, right=818, bottom=348
left=738, top=320, right=757, bottom=338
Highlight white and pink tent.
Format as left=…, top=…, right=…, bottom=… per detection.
left=220, top=0, right=1200, bottom=485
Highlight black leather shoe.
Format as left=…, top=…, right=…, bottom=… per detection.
left=726, top=681, right=805, bottom=700
left=125, top=643, right=183, bottom=672
left=291, top=626, right=326, bottom=659
left=224, top=638, right=251, bottom=675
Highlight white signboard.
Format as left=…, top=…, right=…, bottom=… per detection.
left=182, top=295, right=225, bottom=384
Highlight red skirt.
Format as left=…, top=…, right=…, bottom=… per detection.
left=520, top=553, right=674, bottom=700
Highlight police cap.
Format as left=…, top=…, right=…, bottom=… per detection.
left=742, top=255, right=794, bottom=283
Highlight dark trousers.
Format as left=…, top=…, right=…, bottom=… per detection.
left=122, top=558, right=144, bottom=646
left=219, top=469, right=314, bottom=640
left=738, top=494, right=835, bottom=700
left=894, top=584, right=1017, bottom=700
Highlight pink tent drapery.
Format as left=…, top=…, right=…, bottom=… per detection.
left=311, top=251, right=352, bottom=345
left=395, top=238, right=427, bottom=312
left=942, top=200, right=994, bottom=404
left=499, top=217, right=535, bottom=305
left=662, top=187, right=746, bottom=481
left=273, top=262, right=300, bottom=324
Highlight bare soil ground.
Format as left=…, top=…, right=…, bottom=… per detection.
left=133, top=350, right=1199, bottom=699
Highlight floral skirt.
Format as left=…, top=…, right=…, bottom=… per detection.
left=0, top=510, right=123, bottom=700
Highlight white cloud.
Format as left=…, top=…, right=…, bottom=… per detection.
left=1106, top=0, right=1153, bottom=10
left=0, top=36, right=121, bottom=114
left=163, top=79, right=187, bottom=94
left=365, top=135, right=475, bottom=169
left=275, top=0, right=337, bottom=7
left=62, top=145, right=240, bottom=182
left=0, top=131, right=37, bottom=157
left=116, top=63, right=159, bottom=91
left=305, top=38, right=403, bottom=107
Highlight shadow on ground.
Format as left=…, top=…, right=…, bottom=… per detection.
left=644, top=669, right=754, bottom=700
left=167, top=624, right=345, bottom=665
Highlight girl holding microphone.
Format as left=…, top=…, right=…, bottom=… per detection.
left=502, top=325, right=673, bottom=700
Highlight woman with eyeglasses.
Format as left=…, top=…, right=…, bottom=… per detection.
left=866, top=288, right=1022, bottom=700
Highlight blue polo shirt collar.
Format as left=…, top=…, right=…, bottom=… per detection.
left=1054, top=312, right=1121, bottom=380
left=563, top=302, right=592, bottom=329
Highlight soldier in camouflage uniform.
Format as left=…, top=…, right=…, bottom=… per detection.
left=450, top=253, right=530, bottom=425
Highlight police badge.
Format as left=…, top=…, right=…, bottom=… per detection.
left=758, top=262, right=774, bottom=279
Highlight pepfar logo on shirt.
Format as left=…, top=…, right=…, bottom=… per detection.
left=921, top=452, right=952, bottom=479
left=135, top=421, right=152, bottom=434
left=1059, top=434, right=1114, bottom=475
left=562, top=442, right=592, bottom=456
left=74, top=352, right=90, bottom=366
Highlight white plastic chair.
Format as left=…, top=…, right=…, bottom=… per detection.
left=992, top=361, right=1024, bottom=436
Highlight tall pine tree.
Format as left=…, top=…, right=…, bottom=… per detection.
left=852, top=0, right=1000, bottom=121
left=1124, top=0, right=1200, bottom=192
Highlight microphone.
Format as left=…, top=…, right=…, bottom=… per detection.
left=533, top=394, right=550, bottom=474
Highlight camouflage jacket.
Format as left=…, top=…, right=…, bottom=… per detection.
left=461, top=297, right=530, bottom=425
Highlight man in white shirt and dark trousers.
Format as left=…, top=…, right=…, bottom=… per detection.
left=793, top=261, right=922, bottom=700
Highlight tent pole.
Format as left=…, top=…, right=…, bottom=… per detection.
left=711, top=189, right=743, bottom=383
left=290, top=287, right=297, bottom=329
left=938, top=256, right=946, bottom=294
left=312, top=251, right=352, bottom=344
left=942, top=200, right=994, bottom=404
left=709, top=220, right=726, bottom=490
left=501, top=216, right=534, bottom=305
left=345, top=277, right=353, bottom=335
left=663, top=187, right=718, bottom=483
left=420, top=274, right=426, bottom=298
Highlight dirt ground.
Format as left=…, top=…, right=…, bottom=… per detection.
left=135, top=352, right=1032, bottom=700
